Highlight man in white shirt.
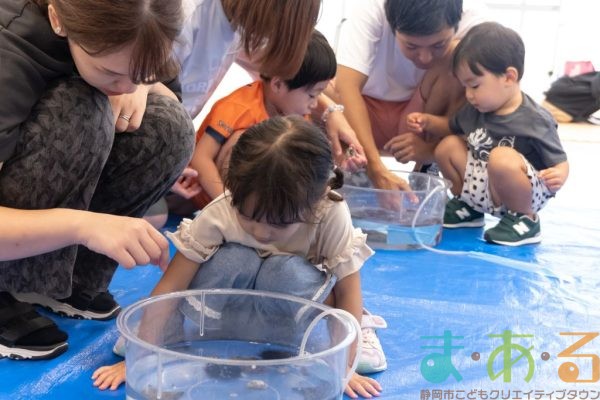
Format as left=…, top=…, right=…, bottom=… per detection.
left=330, top=0, right=485, bottom=190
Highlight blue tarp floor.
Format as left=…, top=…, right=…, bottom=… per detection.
left=3, top=123, right=600, bottom=399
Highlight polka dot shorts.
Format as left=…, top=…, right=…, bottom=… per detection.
left=460, top=151, right=554, bottom=217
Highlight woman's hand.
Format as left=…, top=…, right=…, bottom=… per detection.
left=76, top=212, right=170, bottom=271
left=109, top=84, right=150, bottom=132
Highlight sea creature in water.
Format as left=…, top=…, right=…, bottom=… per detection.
left=140, top=386, right=184, bottom=400
left=259, top=349, right=295, bottom=360
left=293, top=365, right=336, bottom=400
left=246, top=379, right=268, bottom=390
left=204, top=355, right=268, bottom=379
left=292, top=385, right=338, bottom=400
left=204, top=363, right=243, bottom=379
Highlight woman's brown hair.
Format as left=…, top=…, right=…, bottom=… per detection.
left=222, top=0, right=321, bottom=79
left=36, top=0, right=183, bottom=84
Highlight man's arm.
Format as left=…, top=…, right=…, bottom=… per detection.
left=332, top=66, right=383, bottom=173
left=332, top=66, right=410, bottom=190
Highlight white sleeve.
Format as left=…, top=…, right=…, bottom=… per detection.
left=336, top=0, right=386, bottom=76
left=165, top=196, right=232, bottom=263
left=317, top=202, right=374, bottom=280
left=172, top=0, right=198, bottom=67
left=166, top=218, right=222, bottom=264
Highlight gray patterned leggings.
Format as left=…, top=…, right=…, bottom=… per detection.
left=0, top=77, right=195, bottom=297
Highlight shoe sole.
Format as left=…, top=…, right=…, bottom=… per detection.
left=485, top=234, right=542, bottom=246
left=356, top=361, right=388, bottom=374
left=443, top=219, right=485, bottom=228
left=12, top=293, right=121, bottom=321
left=0, top=342, right=68, bottom=360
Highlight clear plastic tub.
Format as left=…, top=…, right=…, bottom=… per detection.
left=341, top=171, right=451, bottom=250
left=118, top=289, right=360, bottom=400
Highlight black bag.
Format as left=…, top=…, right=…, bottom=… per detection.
left=544, top=72, right=600, bottom=121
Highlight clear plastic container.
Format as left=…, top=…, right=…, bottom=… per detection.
left=118, top=289, right=360, bottom=400
left=341, top=171, right=451, bottom=250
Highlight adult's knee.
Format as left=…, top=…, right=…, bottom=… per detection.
left=141, top=95, right=195, bottom=168
left=26, top=77, right=113, bottom=156
left=1, top=77, right=113, bottom=209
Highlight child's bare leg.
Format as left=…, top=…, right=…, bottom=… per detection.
left=434, top=135, right=468, bottom=196
left=323, top=290, right=336, bottom=307
left=487, top=147, right=533, bottom=216
left=92, top=360, right=126, bottom=390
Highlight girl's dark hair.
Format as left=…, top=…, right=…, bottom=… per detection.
left=36, top=0, right=183, bottom=84
left=283, top=30, right=337, bottom=90
left=223, top=0, right=321, bottom=80
left=452, top=22, right=525, bottom=80
left=384, top=0, right=462, bottom=36
left=225, top=116, right=343, bottom=225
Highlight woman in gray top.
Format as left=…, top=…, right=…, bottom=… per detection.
left=0, top=0, right=194, bottom=359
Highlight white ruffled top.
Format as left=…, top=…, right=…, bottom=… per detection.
left=167, top=193, right=374, bottom=280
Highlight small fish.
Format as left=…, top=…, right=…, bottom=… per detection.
left=204, top=363, right=242, bottom=379
left=246, top=379, right=268, bottom=390
left=259, top=349, right=295, bottom=360
left=141, top=386, right=184, bottom=400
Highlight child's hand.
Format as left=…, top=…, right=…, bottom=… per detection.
left=92, top=361, right=126, bottom=390
left=538, top=161, right=569, bottom=193
left=171, top=167, right=202, bottom=199
left=326, top=114, right=368, bottom=172
left=406, top=112, right=428, bottom=134
left=345, top=372, right=382, bottom=398
left=339, top=144, right=367, bottom=173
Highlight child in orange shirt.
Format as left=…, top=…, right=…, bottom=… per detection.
left=189, top=30, right=365, bottom=209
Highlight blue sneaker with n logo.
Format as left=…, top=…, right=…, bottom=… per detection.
left=443, top=198, right=485, bottom=228
left=484, top=212, right=541, bottom=246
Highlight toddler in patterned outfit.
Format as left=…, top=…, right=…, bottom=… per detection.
left=405, top=22, right=569, bottom=246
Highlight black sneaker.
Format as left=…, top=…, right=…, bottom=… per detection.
left=13, top=288, right=121, bottom=321
left=0, top=292, right=68, bottom=360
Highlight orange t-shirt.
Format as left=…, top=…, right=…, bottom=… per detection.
left=192, top=81, right=313, bottom=209
left=192, top=81, right=269, bottom=209
left=196, top=81, right=269, bottom=144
